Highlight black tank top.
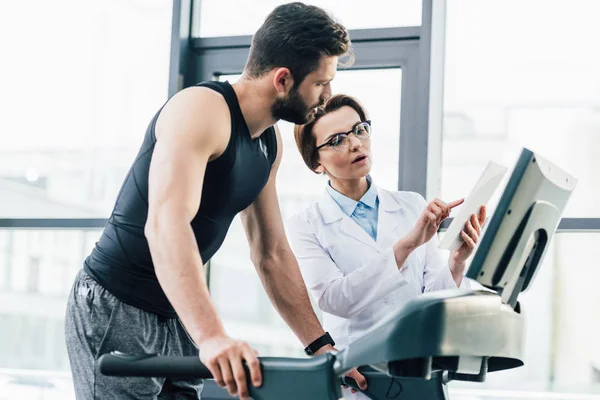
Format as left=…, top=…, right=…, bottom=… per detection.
left=84, top=81, right=277, bottom=317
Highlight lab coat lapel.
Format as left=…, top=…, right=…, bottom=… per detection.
left=317, top=192, right=380, bottom=250
left=376, top=187, right=404, bottom=246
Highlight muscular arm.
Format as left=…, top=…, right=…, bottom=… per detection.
left=145, top=87, right=229, bottom=345
left=240, top=126, right=325, bottom=347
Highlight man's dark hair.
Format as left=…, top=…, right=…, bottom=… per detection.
left=245, top=2, right=353, bottom=85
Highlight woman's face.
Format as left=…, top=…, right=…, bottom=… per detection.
left=313, top=106, right=372, bottom=180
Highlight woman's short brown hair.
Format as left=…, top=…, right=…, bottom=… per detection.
left=293, top=94, right=368, bottom=173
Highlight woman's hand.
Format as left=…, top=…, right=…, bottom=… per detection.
left=315, top=345, right=367, bottom=393
left=343, top=368, right=367, bottom=394
left=403, top=198, right=464, bottom=249
left=450, top=206, right=486, bottom=271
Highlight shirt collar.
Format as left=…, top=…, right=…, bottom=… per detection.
left=326, top=175, right=378, bottom=216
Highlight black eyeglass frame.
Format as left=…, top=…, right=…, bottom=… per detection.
left=316, top=120, right=372, bottom=151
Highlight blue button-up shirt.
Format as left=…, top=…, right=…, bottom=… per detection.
left=326, top=177, right=379, bottom=241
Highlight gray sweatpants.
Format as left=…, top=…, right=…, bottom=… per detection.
left=65, top=269, right=203, bottom=399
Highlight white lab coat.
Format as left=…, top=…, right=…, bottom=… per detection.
left=288, top=186, right=468, bottom=399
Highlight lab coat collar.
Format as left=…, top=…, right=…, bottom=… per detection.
left=318, top=191, right=346, bottom=224
left=318, top=192, right=379, bottom=250
left=325, top=175, right=378, bottom=217
left=376, top=187, right=403, bottom=213
left=318, top=182, right=404, bottom=224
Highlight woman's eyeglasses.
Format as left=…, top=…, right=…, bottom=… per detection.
left=316, top=120, right=372, bottom=152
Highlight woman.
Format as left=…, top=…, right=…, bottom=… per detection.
left=288, top=94, right=485, bottom=399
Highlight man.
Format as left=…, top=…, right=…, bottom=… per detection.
left=65, top=2, right=366, bottom=399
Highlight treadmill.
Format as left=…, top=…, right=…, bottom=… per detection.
left=99, top=148, right=577, bottom=399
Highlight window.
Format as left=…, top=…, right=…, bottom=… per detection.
left=442, top=3, right=600, bottom=395
left=0, top=0, right=173, bottom=218
left=196, top=0, right=422, bottom=37
left=0, top=0, right=173, bottom=392
left=0, top=229, right=101, bottom=372
left=442, top=0, right=600, bottom=217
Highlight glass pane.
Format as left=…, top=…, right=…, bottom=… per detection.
left=0, top=0, right=172, bottom=218
left=0, top=229, right=101, bottom=375
left=210, top=69, right=402, bottom=355
left=0, top=228, right=100, bottom=398
left=442, top=0, right=600, bottom=217
left=196, top=0, right=422, bottom=37
left=442, top=231, right=600, bottom=398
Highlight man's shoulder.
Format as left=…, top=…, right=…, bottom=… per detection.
left=169, top=85, right=230, bottom=117
left=155, top=85, right=231, bottom=149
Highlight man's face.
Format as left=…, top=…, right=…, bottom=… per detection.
left=271, top=56, right=337, bottom=124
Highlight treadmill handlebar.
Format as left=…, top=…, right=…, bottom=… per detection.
left=99, top=351, right=212, bottom=379
left=99, top=351, right=344, bottom=399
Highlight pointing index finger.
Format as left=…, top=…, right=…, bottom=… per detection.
left=448, top=198, right=465, bottom=209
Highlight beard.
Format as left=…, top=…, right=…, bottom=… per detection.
left=271, top=86, right=320, bottom=125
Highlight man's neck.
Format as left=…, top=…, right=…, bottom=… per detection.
left=330, top=177, right=369, bottom=202
left=231, top=77, right=277, bottom=139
